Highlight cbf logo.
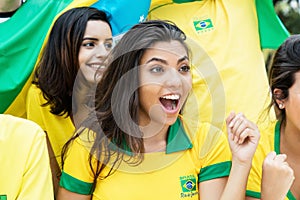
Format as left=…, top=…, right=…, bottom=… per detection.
left=193, top=19, right=214, bottom=33
left=180, top=175, right=198, bottom=198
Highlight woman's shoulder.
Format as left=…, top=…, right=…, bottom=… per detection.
left=27, top=84, right=45, bottom=102
left=0, top=114, right=45, bottom=142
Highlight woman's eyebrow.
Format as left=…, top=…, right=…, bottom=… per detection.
left=146, top=55, right=189, bottom=64
left=145, top=57, right=167, bottom=65
left=82, top=37, right=98, bottom=41
left=177, top=56, right=189, bottom=64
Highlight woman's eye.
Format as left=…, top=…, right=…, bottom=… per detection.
left=104, top=42, right=113, bottom=50
left=179, top=65, right=190, bottom=72
left=150, top=66, right=164, bottom=73
left=82, top=42, right=95, bottom=47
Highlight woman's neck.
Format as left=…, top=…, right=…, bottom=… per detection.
left=141, top=122, right=169, bottom=153
left=280, top=121, right=300, bottom=156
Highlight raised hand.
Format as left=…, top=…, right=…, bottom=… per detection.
left=261, top=151, right=294, bottom=200
left=226, top=112, right=260, bottom=165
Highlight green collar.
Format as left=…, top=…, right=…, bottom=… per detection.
left=274, top=121, right=281, bottom=154
left=274, top=121, right=296, bottom=200
left=166, top=117, right=193, bottom=154
left=109, top=118, right=193, bottom=155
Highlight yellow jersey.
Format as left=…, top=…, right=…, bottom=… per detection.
left=0, top=114, right=53, bottom=199
left=60, top=117, right=232, bottom=199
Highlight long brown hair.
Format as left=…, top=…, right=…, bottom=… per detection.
left=33, top=7, right=110, bottom=116
left=62, top=20, right=188, bottom=192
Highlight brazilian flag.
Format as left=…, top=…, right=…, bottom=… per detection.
left=0, top=0, right=150, bottom=117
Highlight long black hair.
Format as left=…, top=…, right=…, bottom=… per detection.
left=33, top=7, right=111, bottom=116
left=268, top=34, right=300, bottom=125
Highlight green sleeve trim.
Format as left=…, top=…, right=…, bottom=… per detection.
left=198, top=161, right=231, bottom=182
left=59, top=171, right=93, bottom=195
left=246, top=190, right=261, bottom=198
left=246, top=189, right=294, bottom=199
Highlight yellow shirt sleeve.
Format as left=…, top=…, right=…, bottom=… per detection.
left=0, top=114, right=53, bottom=199
left=60, top=131, right=96, bottom=195
left=19, top=124, right=54, bottom=199
left=26, top=84, right=75, bottom=167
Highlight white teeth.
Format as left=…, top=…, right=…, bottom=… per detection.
left=90, top=64, right=105, bottom=69
left=161, top=94, right=180, bottom=100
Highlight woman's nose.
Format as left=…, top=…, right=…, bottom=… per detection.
left=165, top=69, right=183, bottom=88
left=95, top=44, right=109, bottom=58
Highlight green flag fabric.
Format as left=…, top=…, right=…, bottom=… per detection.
left=0, top=0, right=72, bottom=114
left=1, top=0, right=151, bottom=117
left=256, top=0, right=290, bottom=49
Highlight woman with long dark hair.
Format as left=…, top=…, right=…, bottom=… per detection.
left=58, top=20, right=260, bottom=200
left=246, top=35, right=299, bottom=200
left=26, top=6, right=113, bottom=196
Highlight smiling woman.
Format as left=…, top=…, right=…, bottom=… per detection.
left=79, top=20, right=112, bottom=83
left=57, top=20, right=260, bottom=200
left=25, top=7, right=112, bottom=197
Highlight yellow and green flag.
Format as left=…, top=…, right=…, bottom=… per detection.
left=0, top=0, right=150, bottom=117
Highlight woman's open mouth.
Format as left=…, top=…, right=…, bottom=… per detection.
left=159, top=94, right=180, bottom=112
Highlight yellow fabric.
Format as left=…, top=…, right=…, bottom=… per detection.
left=26, top=84, right=75, bottom=168
left=246, top=121, right=291, bottom=200
left=148, top=0, right=273, bottom=130
left=21, top=0, right=97, bottom=167
left=0, top=114, right=53, bottom=199
left=61, top=117, right=231, bottom=199
left=246, top=121, right=275, bottom=197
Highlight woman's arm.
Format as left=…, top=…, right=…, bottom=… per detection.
left=222, top=112, right=260, bottom=200
left=220, top=112, right=260, bottom=200
left=199, top=177, right=227, bottom=199
left=199, top=112, right=260, bottom=200
left=57, top=187, right=91, bottom=200
left=245, top=152, right=294, bottom=200
left=260, top=152, right=294, bottom=200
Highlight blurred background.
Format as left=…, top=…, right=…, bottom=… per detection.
left=274, top=0, right=300, bottom=34
left=264, top=0, right=300, bottom=70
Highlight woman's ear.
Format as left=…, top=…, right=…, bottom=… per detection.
left=273, top=88, right=285, bottom=109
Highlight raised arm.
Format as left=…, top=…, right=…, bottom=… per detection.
left=199, top=112, right=260, bottom=200
left=260, top=151, right=294, bottom=200
left=222, top=112, right=260, bottom=200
